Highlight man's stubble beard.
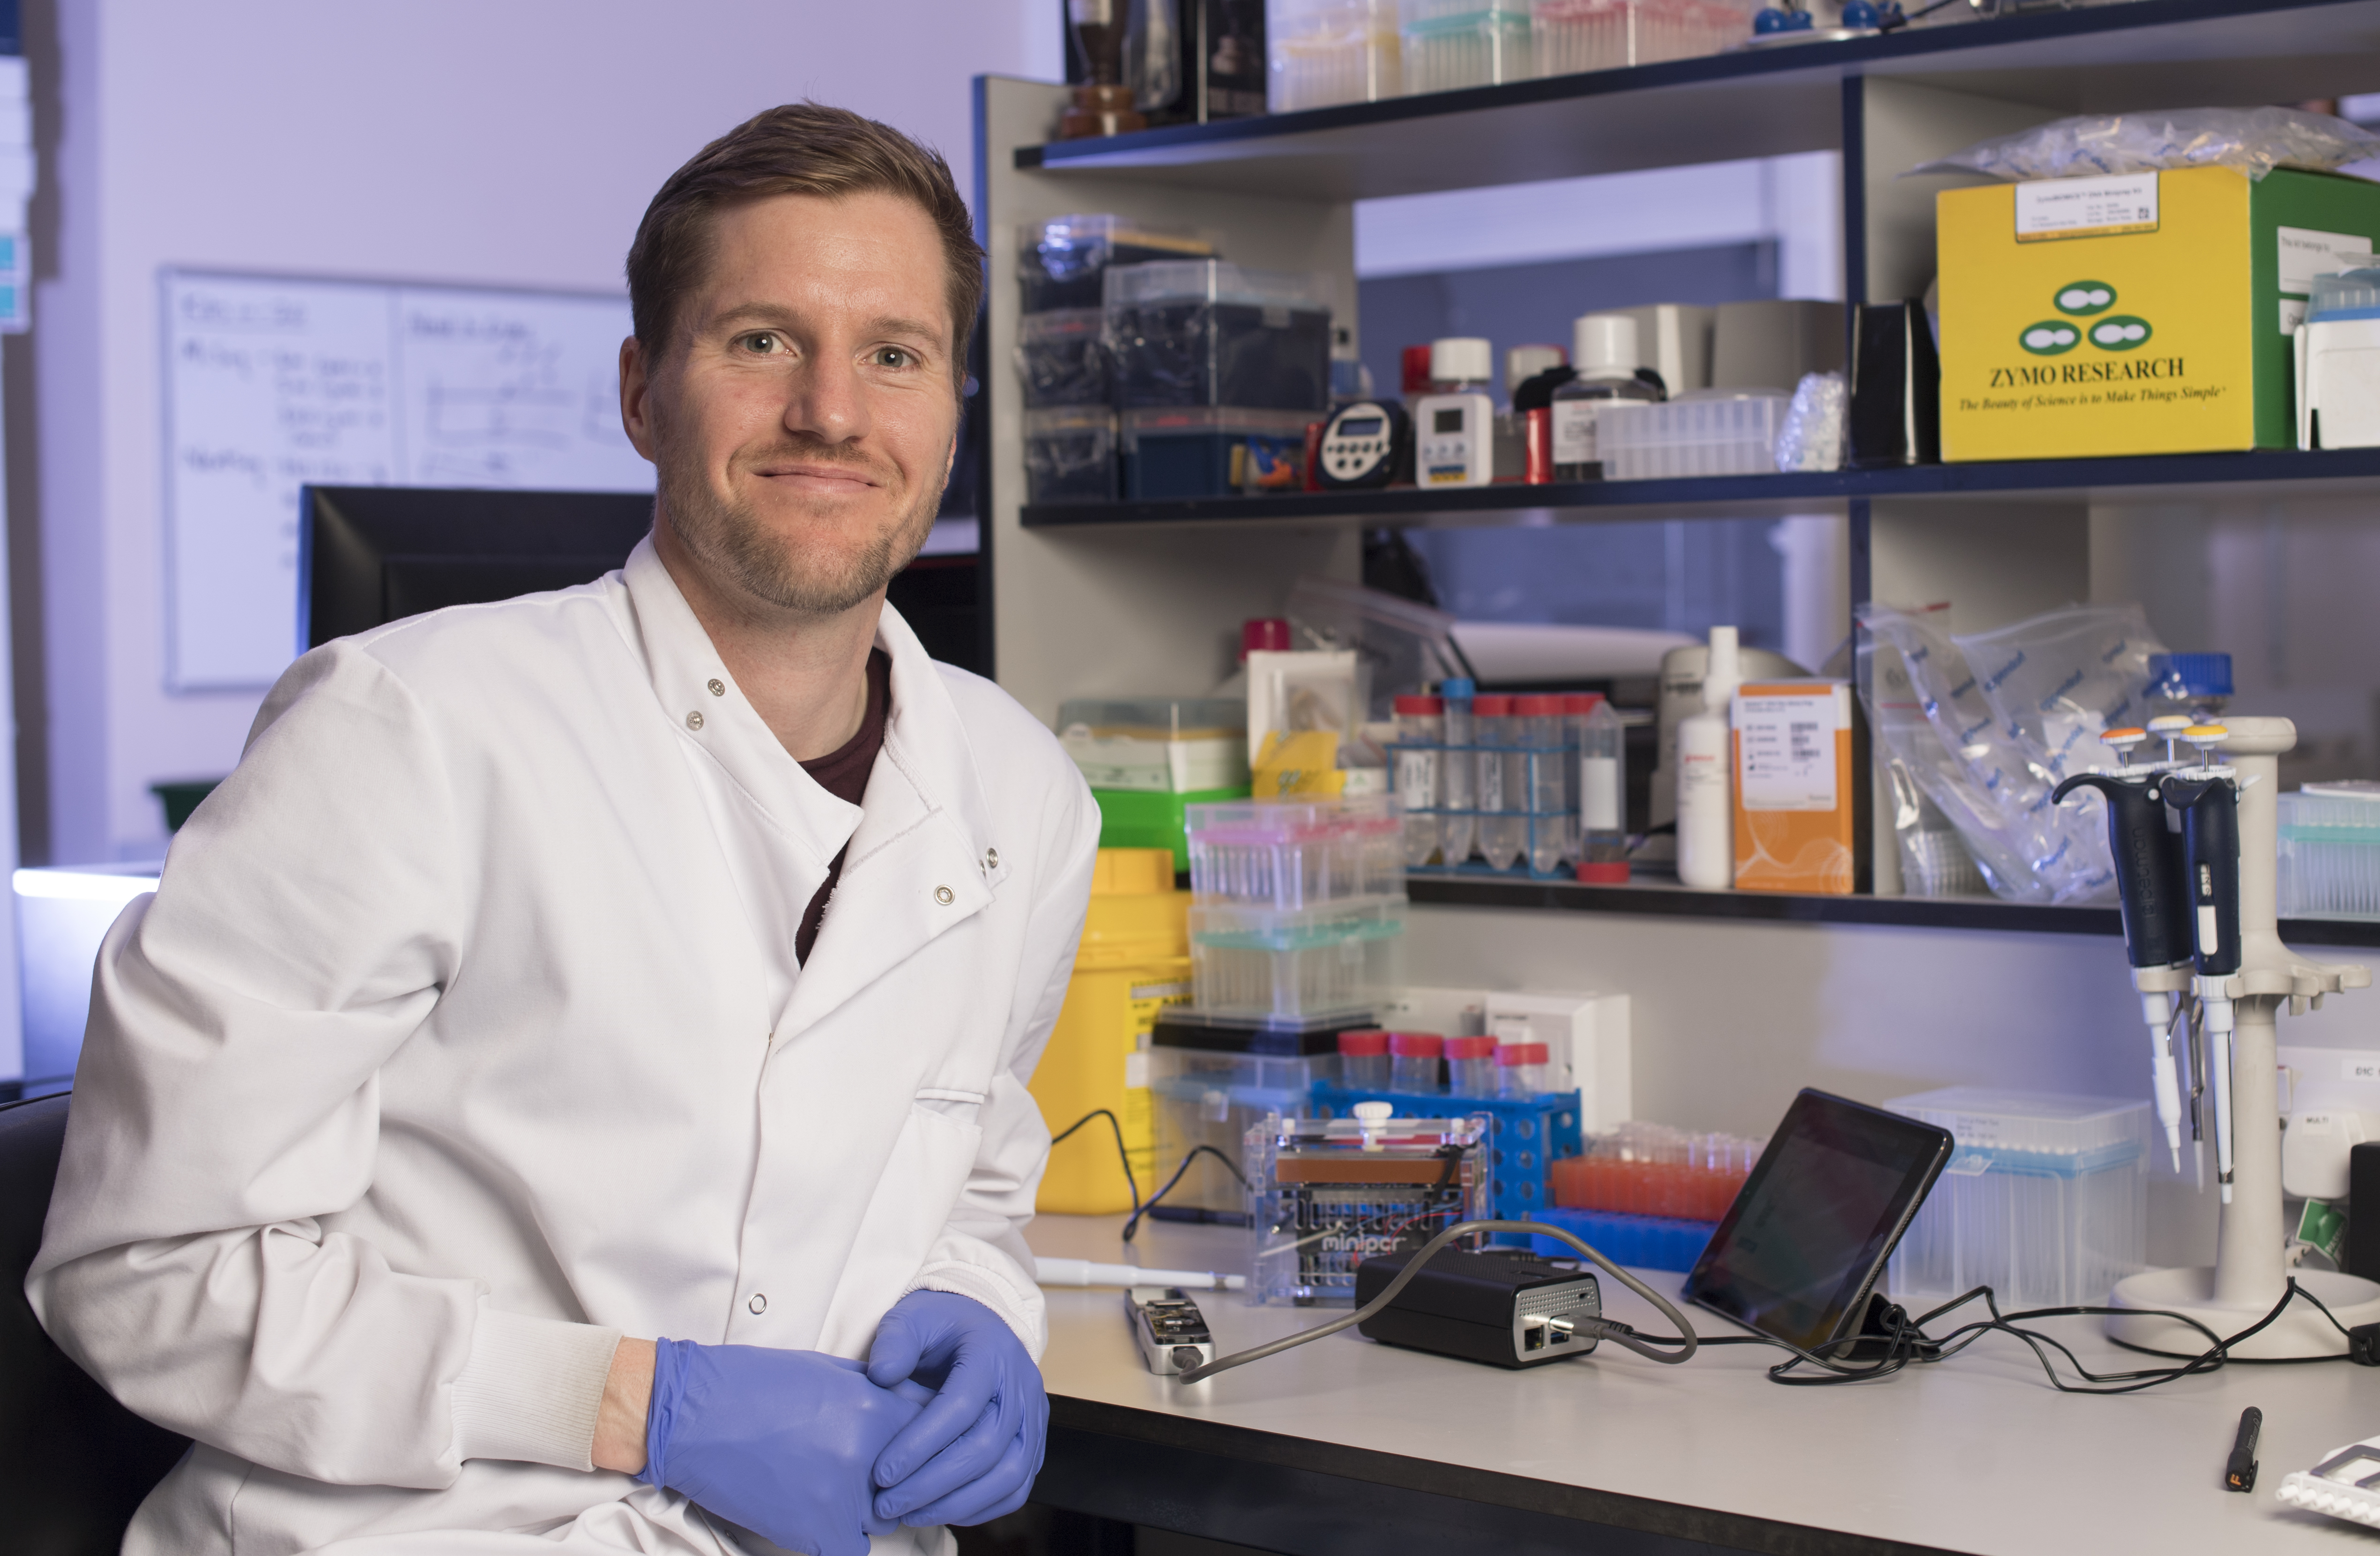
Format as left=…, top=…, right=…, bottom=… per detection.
left=654, top=424, right=946, bottom=618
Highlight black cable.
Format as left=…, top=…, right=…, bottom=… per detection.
left=1049, top=1109, right=1138, bottom=1215
left=1123, top=1144, right=1248, bottom=1243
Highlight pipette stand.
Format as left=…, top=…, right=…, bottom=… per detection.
left=2107, top=717, right=2379, bottom=1358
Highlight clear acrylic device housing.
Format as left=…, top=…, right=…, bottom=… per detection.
left=1268, top=0, right=1403, bottom=110
left=1398, top=0, right=1532, bottom=93
left=1248, top=1110, right=1491, bottom=1304
left=1187, top=794, right=1405, bottom=908
left=1594, top=393, right=1790, bottom=480
left=1149, top=1046, right=1341, bottom=1216
left=1884, top=1087, right=2149, bottom=1311
left=2278, top=783, right=2380, bottom=920
left=1188, top=897, right=1407, bottom=1022
left=1530, top=0, right=1751, bottom=74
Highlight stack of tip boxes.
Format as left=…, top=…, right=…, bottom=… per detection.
left=1885, top=1087, right=2149, bottom=1310
left=1016, top=216, right=1214, bottom=504
left=1147, top=796, right=1405, bottom=1220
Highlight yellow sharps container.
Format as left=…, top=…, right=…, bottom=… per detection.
left=1029, top=847, right=1189, bottom=1213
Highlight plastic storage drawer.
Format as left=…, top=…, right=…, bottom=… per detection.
left=1023, top=407, right=1118, bottom=504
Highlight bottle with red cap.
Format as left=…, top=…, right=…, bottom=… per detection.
left=1337, top=1028, right=1391, bottom=1091
left=1516, top=694, right=1568, bottom=874
left=1391, top=693, right=1443, bottom=867
left=1213, top=617, right=1293, bottom=697
left=1389, top=1031, right=1443, bottom=1093
left=1496, top=1039, right=1550, bottom=1097
left=1473, top=694, right=1523, bottom=870
left=1445, top=1034, right=1497, bottom=1097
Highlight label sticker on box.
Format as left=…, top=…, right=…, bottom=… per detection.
left=2282, top=297, right=2307, bottom=335
left=2014, top=173, right=2160, bottom=242
left=1736, top=692, right=1840, bottom=811
left=2277, top=226, right=2373, bottom=296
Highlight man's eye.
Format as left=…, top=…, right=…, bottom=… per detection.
left=742, top=333, right=781, bottom=355
left=874, top=347, right=915, bottom=369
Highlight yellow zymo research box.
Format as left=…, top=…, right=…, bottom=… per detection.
left=1938, top=166, right=2380, bottom=459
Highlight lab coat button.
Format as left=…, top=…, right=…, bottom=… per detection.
left=748, top=1293, right=767, bottom=1314
left=708, top=679, right=726, bottom=696
left=935, top=885, right=955, bottom=905
left=686, top=711, right=705, bottom=731
left=985, top=847, right=999, bottom=867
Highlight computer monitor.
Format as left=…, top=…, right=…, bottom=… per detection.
left=298, top=485, right=985, bottom=674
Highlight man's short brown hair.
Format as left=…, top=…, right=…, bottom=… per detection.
left=626, top=103, right=984, bottom=383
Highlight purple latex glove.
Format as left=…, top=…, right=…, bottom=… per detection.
left=864, top=1290, right=1049, bottom=1527
left=637, top=1341, right=931, bottom=1556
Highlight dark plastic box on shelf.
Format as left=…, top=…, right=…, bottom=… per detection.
left=1123, top=406, right=1316, bottom=499
left=1023, top=406, right=1119, bottom=504
left=1015, top=308, right=1110, bottom=407
left=1019, top=215, right=1214, bottom=314
left=1106, top=259, right=1332, bottom=411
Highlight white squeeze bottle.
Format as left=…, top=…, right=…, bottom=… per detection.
left=1675, top=625, right=1739, bottom=890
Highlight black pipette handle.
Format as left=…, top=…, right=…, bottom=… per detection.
left=2160, top=773, right=2242, bottom=978
left=2052, top=772, right=2192, bottom=971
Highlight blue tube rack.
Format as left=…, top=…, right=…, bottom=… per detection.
left=1308, top=1083, right=1583, bottom=1220
left=1518, top=1207, right=1718, bottom=1273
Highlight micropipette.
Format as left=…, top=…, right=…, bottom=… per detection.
left=2053, top=726, right=2196, bottom=1171
left=1036, top=1257, right=1246, bottom=1291
left=2161, top=724, right=2243, bottom=1202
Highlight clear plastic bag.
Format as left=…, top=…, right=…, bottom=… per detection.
left=1774, top=370, right=1846, bottom=472
left=1949, top=603, right=2163, bottom=785
left=1910, top=107, right=2380, bottom=184
left=1856, top=603, right=2138, bottom=905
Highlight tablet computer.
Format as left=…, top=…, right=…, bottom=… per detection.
left=1681, top=1089, right=1954, bottom=1356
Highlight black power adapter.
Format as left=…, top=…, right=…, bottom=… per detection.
left=1354, top=1245, right=1603, bottom=1369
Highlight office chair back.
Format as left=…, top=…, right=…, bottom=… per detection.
left=0, top=1094, right=191, bottom=1555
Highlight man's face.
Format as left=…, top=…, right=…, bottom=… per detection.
left=624, top=190, right=959, bottom=617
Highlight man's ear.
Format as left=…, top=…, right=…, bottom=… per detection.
left=620, top=334, right=660, bottom=461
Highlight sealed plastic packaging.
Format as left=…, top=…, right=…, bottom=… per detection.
left=2279, top=783, right=2380, bottom=920
left=1059, top=697, right=1250, bottom=794
left=1019, top=215, right=1214, bottom=313
left=1022, top=407, right=1119, bottom=504
left=1399, top=0, right=1532, bottom=94
left=1015, top=309, right=1110, bottom=408
left=1106, top=260, right=1334, bottom=411
left=1595, top=391, right=1789, bottom=479
left=1247, top=1109, right=1491, bottom=1304
left=1885, top=1088, right=2149, bottom=1310
left=1530, top=0, right=1750, bottom=75
left=1773, top=370, right=1847, bottom=473
left=1186, top=793, right=1404, bottom=908
left=1911, top=106, right=2380, bottom=185
left=1268, top=0, right=1402, bottom=110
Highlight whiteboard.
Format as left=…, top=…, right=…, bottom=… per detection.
left=163, top=270, right=655, bottom=690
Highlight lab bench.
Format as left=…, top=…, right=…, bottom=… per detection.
left=1024, top=1212, right=2378, bottom=1556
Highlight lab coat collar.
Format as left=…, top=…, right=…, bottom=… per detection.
left=617, top=536, right=1009, bottom=1037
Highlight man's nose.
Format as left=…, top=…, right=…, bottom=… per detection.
left=784, top=350, right=870, bottom=445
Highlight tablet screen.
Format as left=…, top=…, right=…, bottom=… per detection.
left=1681, top=1089, right=1952, bottom=1355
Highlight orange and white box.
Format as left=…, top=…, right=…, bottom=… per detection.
left=1731, top=679, right=1854, bottom=895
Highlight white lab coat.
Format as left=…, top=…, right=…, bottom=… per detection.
left=26, top=538, right=1101, bottom=1556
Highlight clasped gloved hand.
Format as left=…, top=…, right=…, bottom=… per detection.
left=636, top=1341, right=932, bottom=1556
left=864, top=1290, right=1049, bottom=1529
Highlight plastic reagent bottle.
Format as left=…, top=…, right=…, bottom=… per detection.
left=1473, top=693, right=1524, bottom=871
left=1676, top=624, right=1740, bottom=890
left=1389, top=1031, right=1445, bottom=1092
left=1516, top=694, right=1568, bottom=874
left=1577, top=694, right=1630, bottom=883
left=1337, top=1028, right=1391, bottom=1091
left=1439, top=677, right=1477, bottom=865
left=1391, top=693, right=1444, bottom=867
left=1550, top=313, right=1661, bottom=481
left=1446, top=1034, right=1498, bottom=1097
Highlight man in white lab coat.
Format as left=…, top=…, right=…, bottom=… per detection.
left=27, top=104, right=1100, bottom=1556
